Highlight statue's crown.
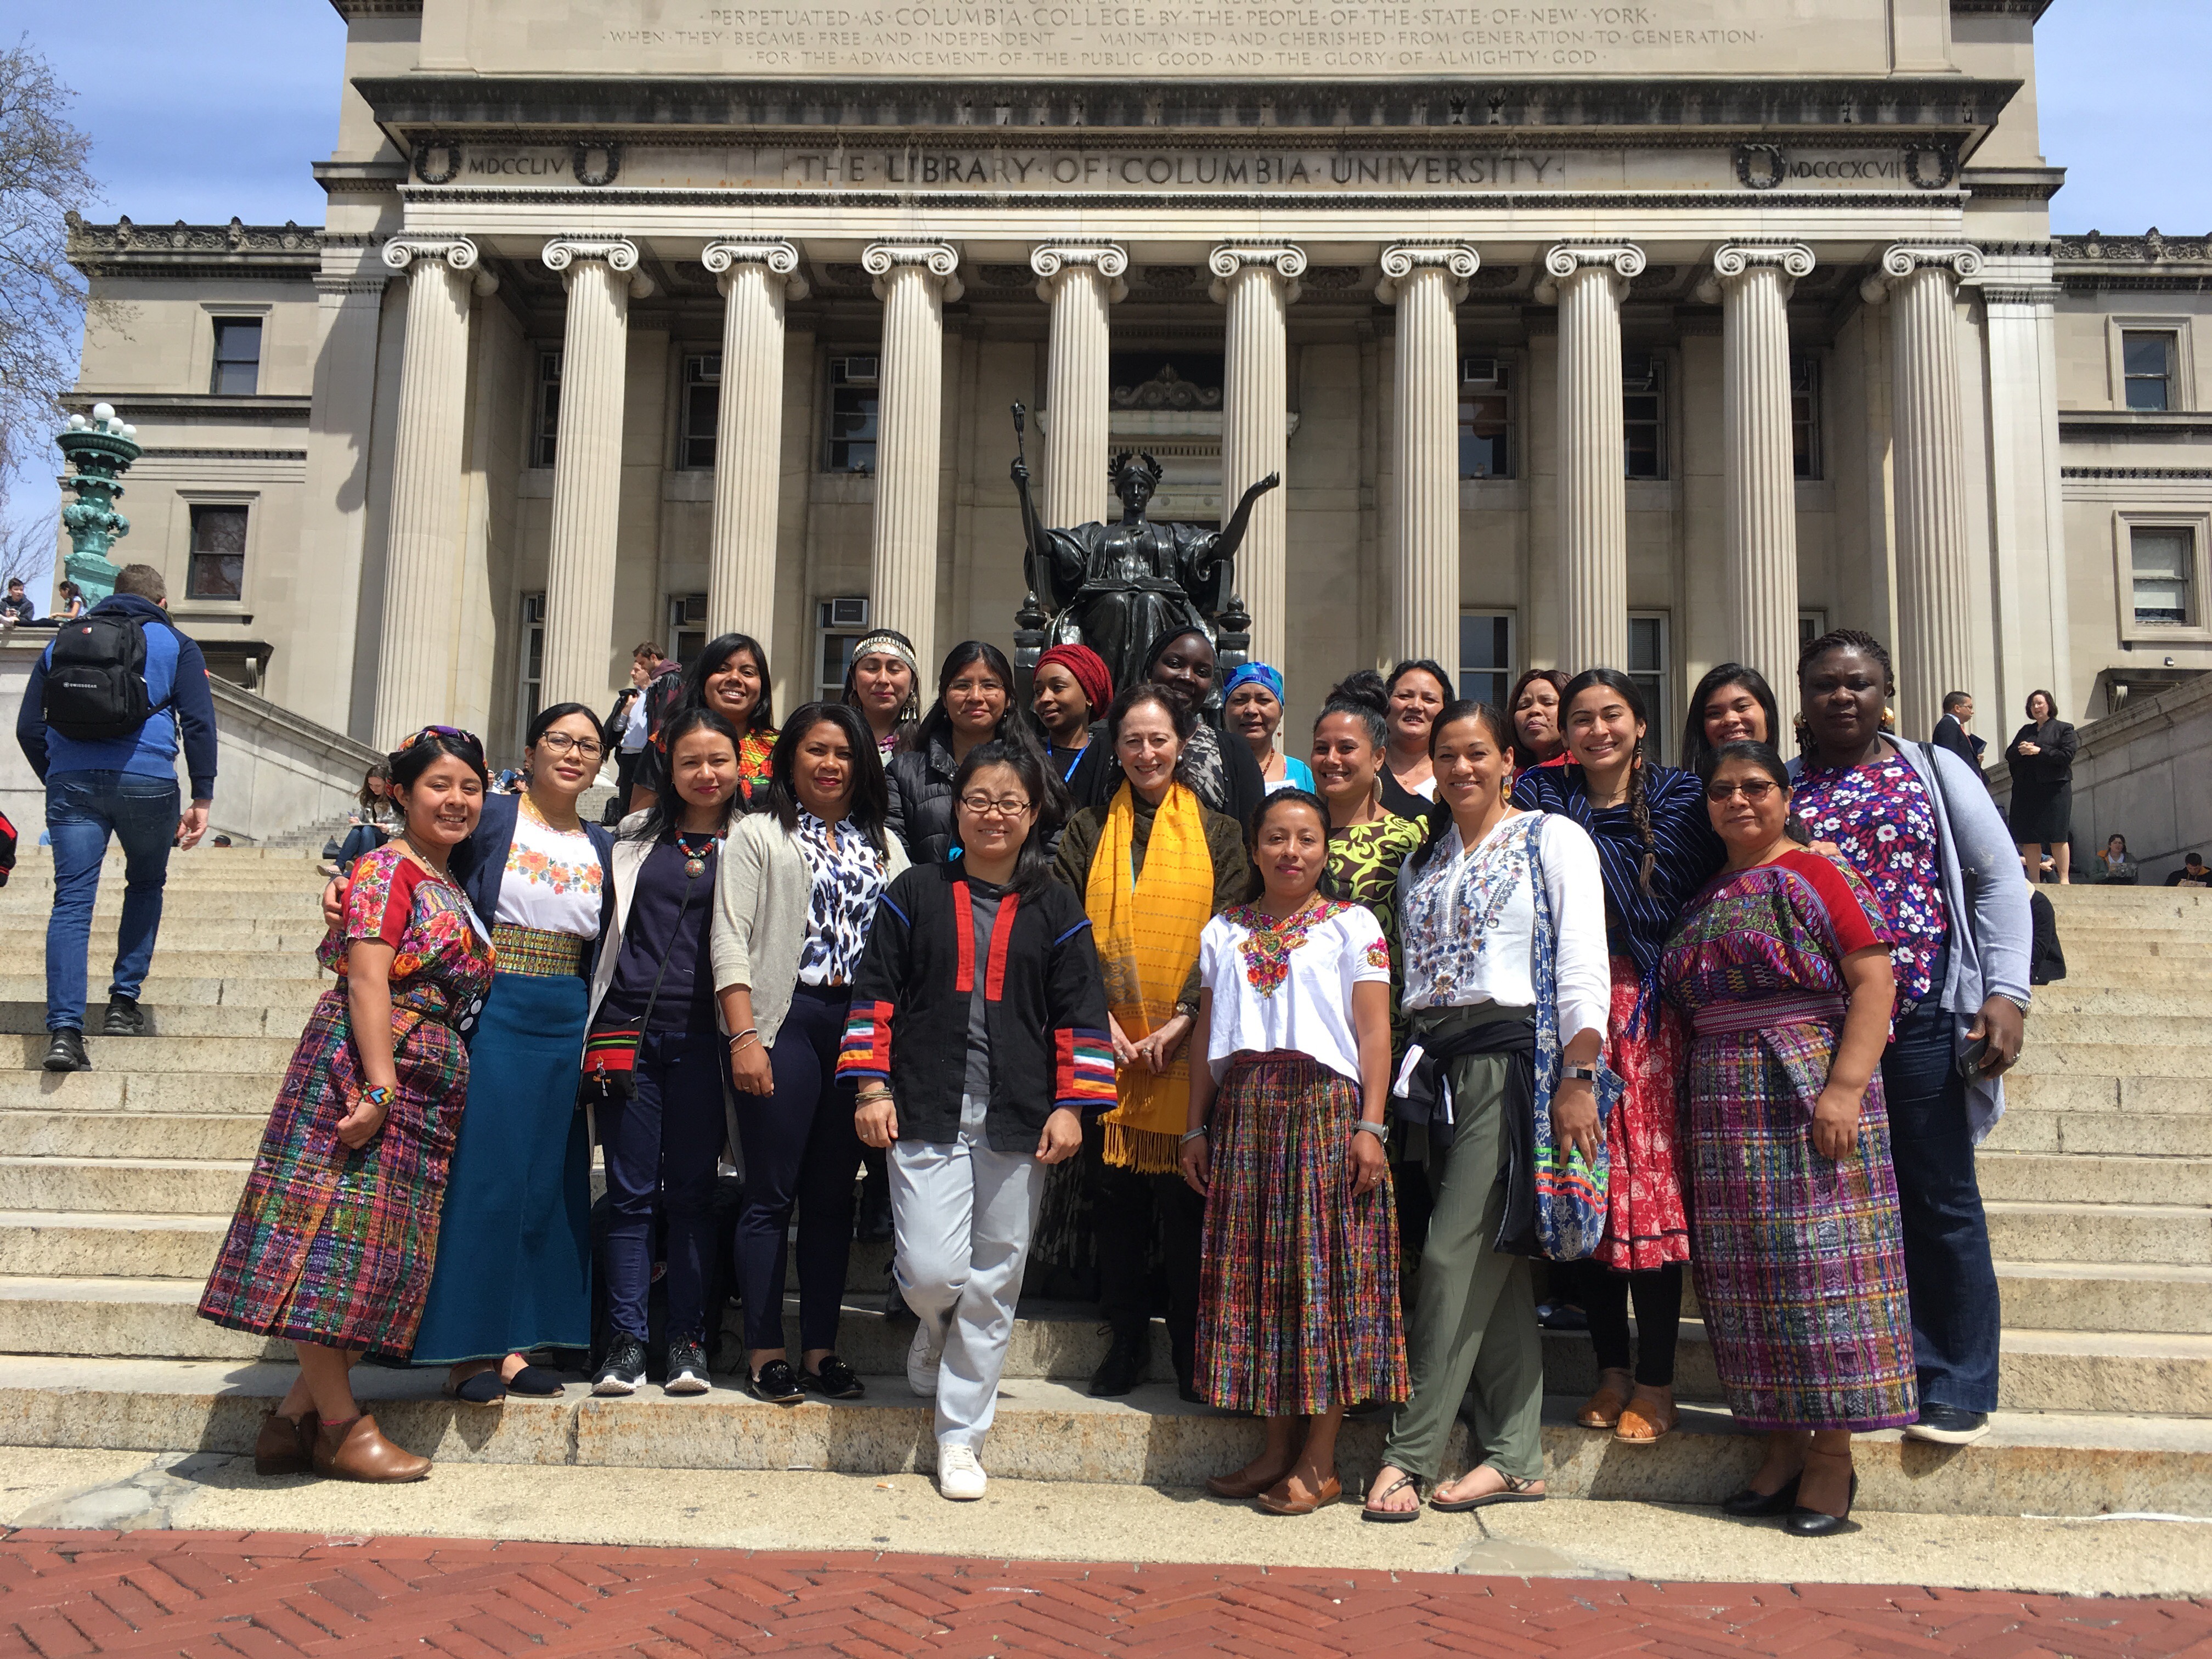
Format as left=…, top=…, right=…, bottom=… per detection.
left=1109, top=450, right=1164, bottom=488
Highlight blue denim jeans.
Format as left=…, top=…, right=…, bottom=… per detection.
left=44, top=771, right=181, bottom=1032
left=597, top=1029, right=728, bottom=1346
left=1882, top=995, right=2003, bottom=1414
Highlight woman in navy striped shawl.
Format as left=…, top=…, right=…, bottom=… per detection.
left=1512, top=668, right=1724, bottom=1445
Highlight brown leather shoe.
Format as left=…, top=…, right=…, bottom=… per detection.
left=1576, top=1380, right=1630, bottom=1430
left=312, top=1414, right=431, bottom=1483
left=253, top=1409, right=314, bottom=1477
left=1205, top=1462, right=1296, bottom=1501
left=1614, top=1393, right=1680, bottom=1445
left=1254, top=1473, right=1343, bottom=1516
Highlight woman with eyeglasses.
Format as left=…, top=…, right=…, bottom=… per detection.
left=408, top=703, right=616, bottom=1403
left=202, top=727, right=496, bottom=1483
left=840, top=741, right=1111, bottom=1500
left=1054, top=682, right=1249, bottom=1401
left=630, top=633, right=778, bottom=815
left=1662, top=741, right=1911, bottom=1536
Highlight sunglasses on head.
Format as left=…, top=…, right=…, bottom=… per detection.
left=400, top=724, right=484, bottom=755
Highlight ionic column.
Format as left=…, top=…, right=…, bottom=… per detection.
left=864, top=241, right=962, bottom=676
left=1537, top=241, right=1644, bottom=674
left=1699, top=241, right=1815, bottom=684
left=372, top=236, right=496, bottom=748
left=1210, top=243, right=1305, bottom=668
left=1378, top=242, right=1479, bottom=670
left=702, top=240, right=808, bottom=641
left=1031, top=241, right=1128, bottom=528
left=1863, top=244, right=1984, bottom=736
left=541, top=237, right=654, bottom=713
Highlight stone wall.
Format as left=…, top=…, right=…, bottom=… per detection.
left=1988, top=670, right=2212, bottom=883
left=1, top=631, right=382, bottom=847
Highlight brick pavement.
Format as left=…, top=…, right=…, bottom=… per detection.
left=0, top=1531, right=2207, bottom=1659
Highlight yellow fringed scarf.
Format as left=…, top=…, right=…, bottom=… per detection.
left=1088, top=781, right=1216, bottom=1173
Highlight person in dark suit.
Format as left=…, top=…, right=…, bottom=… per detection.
left=1932, top=691, right=1980, bottom=774
left=2005, top=689, right=2078, bottom=884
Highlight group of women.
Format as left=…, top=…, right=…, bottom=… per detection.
left=197, top=620, right=2030, bottom=1540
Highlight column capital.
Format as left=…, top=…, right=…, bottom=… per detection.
left=543, top=236, right=655, bottom=298
left=703, top=239, right=809, bottom=301
left=863, top=241, right=963, bottom=302
left=1376, top=242, right=1480, bottom=304
left=1861, top=242, right=1983, bottom=303
left=1030, top=240, right=1128, bottom=303
left=382, top=235, right=497, bottom=295
left=1694, top=240, right=1815, bottom=304
left=1535, top=240, right=1645, bottom=304
left=1208, top=243, right=1306, bottom=304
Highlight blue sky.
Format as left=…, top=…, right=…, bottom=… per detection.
left=3, top=0, right=2209, bottom=589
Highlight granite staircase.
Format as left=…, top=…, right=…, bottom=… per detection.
left=1, top=851, right=2207, bottom=1516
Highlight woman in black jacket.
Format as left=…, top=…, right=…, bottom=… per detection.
left=886, top=640, right=1034, bottom=864
left=2005, top=689, right=2079, bottom=885
left=840, top=740, right=1111, bottom=1501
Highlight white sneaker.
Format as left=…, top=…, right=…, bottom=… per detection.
left=906, top=1321, right=943, bottom=1397
left=936, top=1442, right=986, bottom=1500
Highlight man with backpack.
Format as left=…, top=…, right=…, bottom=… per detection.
left=15, top=563, right=218, bottom=1071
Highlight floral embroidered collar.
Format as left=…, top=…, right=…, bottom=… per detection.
left=1224, top=895, right=1353, bottom=995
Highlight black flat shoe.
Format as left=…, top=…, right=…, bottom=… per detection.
left=42, top=1030, right=90, bottom=1073
left=748, top=1358, right=805, bottom=1404
left=1720, top=1476, right=1800, bottom=1517
left=447, top=1369, right=506, bottom=1404
left=1785, top=1472, right=1858, bottom=1537
left=802, top=1356, right=865, bottom=1400
left=505, top=1364, right=564, bottom=1397
left=1088, top=1333, right=1148, bottom=1398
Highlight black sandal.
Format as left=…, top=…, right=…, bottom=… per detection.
left=1430, top=1470, right=1544, bottom=1511
left=801, top=1356, right=865, bottom=1400
left=1361, top=1473, right=1423, bottom=1523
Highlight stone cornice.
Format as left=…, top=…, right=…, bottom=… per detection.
left=2059, top=411, right=2212, bottom=440
left=1950, top=0, right=2055, bottom=16
left=354, top=74, right=2021, bottom=139
left=2061, top=467, right=2212, bottom=481
left=2052, top=231, right=2212, bottom=293
left=61, top=392, right=312, bottom=420
left=66, top=215, right=321, bottom=280
left=328, top=0, right=421, bottom=15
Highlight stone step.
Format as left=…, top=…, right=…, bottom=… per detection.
left=1995, top=1261, right=2212, bottom=1335
left=2031, top=985, right=2212, bottom=1015
left=1985, top=1198, right=2212, bottom=1266
left=7, top=1033, right=300, bottom=1075
left=0, top=1358, right=2206, bottom=1520
left=1979, top=1151, right=2212, bottom=1206
left=0, top=975, right=328, bottom=1010
left=2011, top=1043, right=2212, bottom=1081
left=2002, top=1072, right=2212, bottom=1114
left=0, top=1156, right=251, bottom=1215
left=0, top=1004, right=302, bottom=1040
left=0, top=1071, right=283, bottom=1114
left=2019, top=1013, right=2212, bottom=1046
left=1987, top=1109, right=2212, bottom=1157
left=0, top=940, right=331, bottom=972
left=0, top=892, right=325, bottom=921
left=0, top=1111, right=263, bottom=1161
left=4, top=871, right=334, bottom=895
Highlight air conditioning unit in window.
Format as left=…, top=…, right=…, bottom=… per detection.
left=1461, top=356, right=1502, bottom=385
left=836, top=356, right=880, bottom=384
left=672, top=593, right=708, bottom=626
left=825, top=596, right=870, bottom=628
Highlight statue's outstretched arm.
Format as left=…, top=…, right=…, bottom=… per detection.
left=1200, top=471, right=1280, bottom=573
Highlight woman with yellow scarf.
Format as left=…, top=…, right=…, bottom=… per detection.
left=1054, top=682, right=1248, bottom=1401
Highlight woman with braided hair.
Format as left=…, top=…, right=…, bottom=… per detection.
left=1513, top=668, right=1723, bottom=1446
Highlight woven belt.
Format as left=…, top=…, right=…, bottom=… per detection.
left=1691, top=993, right=1847, bottom=1039
left=491, top=922, right=591, bottom=979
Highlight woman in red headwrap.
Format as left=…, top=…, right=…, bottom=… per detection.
left=1032, top=642, right=1115, bottom=787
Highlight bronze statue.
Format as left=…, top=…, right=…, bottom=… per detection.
left=1011, top=426, right=1278, bottom=699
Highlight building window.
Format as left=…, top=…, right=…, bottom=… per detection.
left=680, top=354, right=721, bottom=469
left=1458, top=358, right=1513, bottom=479
left=817, top=597, right=871, bottom=701
left=1623, top=352, right=1666, bottom=480
left=210, top=318, right=262, bottom=396
left=531, top=351, right=561, bottom=468
left=668, top=593, right=709, bottom=668
left=1458, top=612, right=1514, bottom=707
left=2123, top=331, right=2177, bottom=412
left=1799, top=610, right=1828, bottom=651
left=1792, top=353, right=1822, bottom=481
left=187, top=505, right=247, bottom=600
left=823, top=356, right=879, bottom=473
left=1628, top=612, right=1669, bottom=760
left=2131, top=527, right=2197, bottom=626
left=517, top=591, right=546, bottom=740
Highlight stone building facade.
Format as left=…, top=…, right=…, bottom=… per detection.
left=55, top=0, right=2212, bottom=763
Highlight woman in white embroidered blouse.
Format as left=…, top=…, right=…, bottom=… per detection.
left=1180, top=790, right=1404, bottom=1516
left=1364, top=701, right=1609, bottom=1522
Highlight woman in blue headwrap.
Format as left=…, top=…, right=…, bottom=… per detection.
left=1224, top=663, right=1316, bottom=795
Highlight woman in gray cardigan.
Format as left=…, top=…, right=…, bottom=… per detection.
left=714, top=703, right=907, bottom=1404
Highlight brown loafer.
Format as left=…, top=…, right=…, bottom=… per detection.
left=253, top=1409, right=314, bottom=1477
left=1576, top=1381, right=1630, bottom=1430
left=1206, top=1463, right=1297, bottom=1501
left=312, top=1414, right=431, bottom=1483
left=1254, top=1474, right=1342, bottom=1516
left=1614, top=1395, right=1679, bottom=1445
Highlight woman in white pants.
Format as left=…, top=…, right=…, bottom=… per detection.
left=840, top=740, right=1113, bottom=1499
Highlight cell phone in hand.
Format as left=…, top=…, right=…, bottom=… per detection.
left=1956, top=1034, right=1993, bottom=1077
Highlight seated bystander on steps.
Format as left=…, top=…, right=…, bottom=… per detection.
left=0, top=849, right=2209, bottom=1515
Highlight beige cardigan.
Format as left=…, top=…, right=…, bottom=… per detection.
left=710, top=810, right=908, bottom=1048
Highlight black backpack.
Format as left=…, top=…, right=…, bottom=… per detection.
left=42, top=612, right=170, bottom=743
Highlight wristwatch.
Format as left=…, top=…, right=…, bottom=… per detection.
left=1561, top=1064, right=1599, bottom=1083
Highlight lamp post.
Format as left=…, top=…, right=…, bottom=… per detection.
left=55, top=403, right=142, bottom=603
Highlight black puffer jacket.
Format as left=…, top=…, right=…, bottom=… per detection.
left=886, top=736, right=961, bottom=865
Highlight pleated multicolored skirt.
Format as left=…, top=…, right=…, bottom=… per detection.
left=1597, top=957, right=1691, bottom=1272
left=1684, top=1000, right=1917, bottom=1431
left=1195, top=1052, right=1407, bottom=1415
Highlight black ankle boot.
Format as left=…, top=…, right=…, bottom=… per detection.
left=1088, top=1330, right=1148, bottom=1397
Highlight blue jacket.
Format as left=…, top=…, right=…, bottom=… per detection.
left=16, top=594, right=219, bottom=802
left=450, top=793, right=619, bottom=977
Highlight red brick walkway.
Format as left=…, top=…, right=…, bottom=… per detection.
left=0, top=1531, right=2206, bottom=1658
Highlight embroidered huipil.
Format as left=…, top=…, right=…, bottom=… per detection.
left=1790, top=753, right=1950, bottom=1007
left=793, top=809, right=891, bottom=986
left=1197, top=899, right=1392, bottom=1085
left=497, top=800, right=603, bottom=936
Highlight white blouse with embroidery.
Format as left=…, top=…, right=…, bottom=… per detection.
left=1396, top=811, right=1610, bottom=1045
left=495, top=802, right=603, bottom=936
left=1197, top=899, right=1391, bottom=1086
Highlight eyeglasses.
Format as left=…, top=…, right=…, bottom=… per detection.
left=1705, top=779, right=1782, bottom=803
left=958, top=793, right=1035, bottom=819
left=533, top=732, right=604, bottom=759
left=400, top=724, right=483, bottom=754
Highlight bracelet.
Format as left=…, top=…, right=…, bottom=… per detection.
left=360, top=1085, right=395, bottom=1109
left=1178, top=1126, right=1209, bottom=1144
left=855, top=1088, right=893, bottom=1105
left=727, top=1028, right=759, bottom=1046
left=1352, top=1120, right=1387, bottom=1141
left=1561, top=1064, right=1598, bottom=1083
left=728, top=1031, right=761, bottom=1054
